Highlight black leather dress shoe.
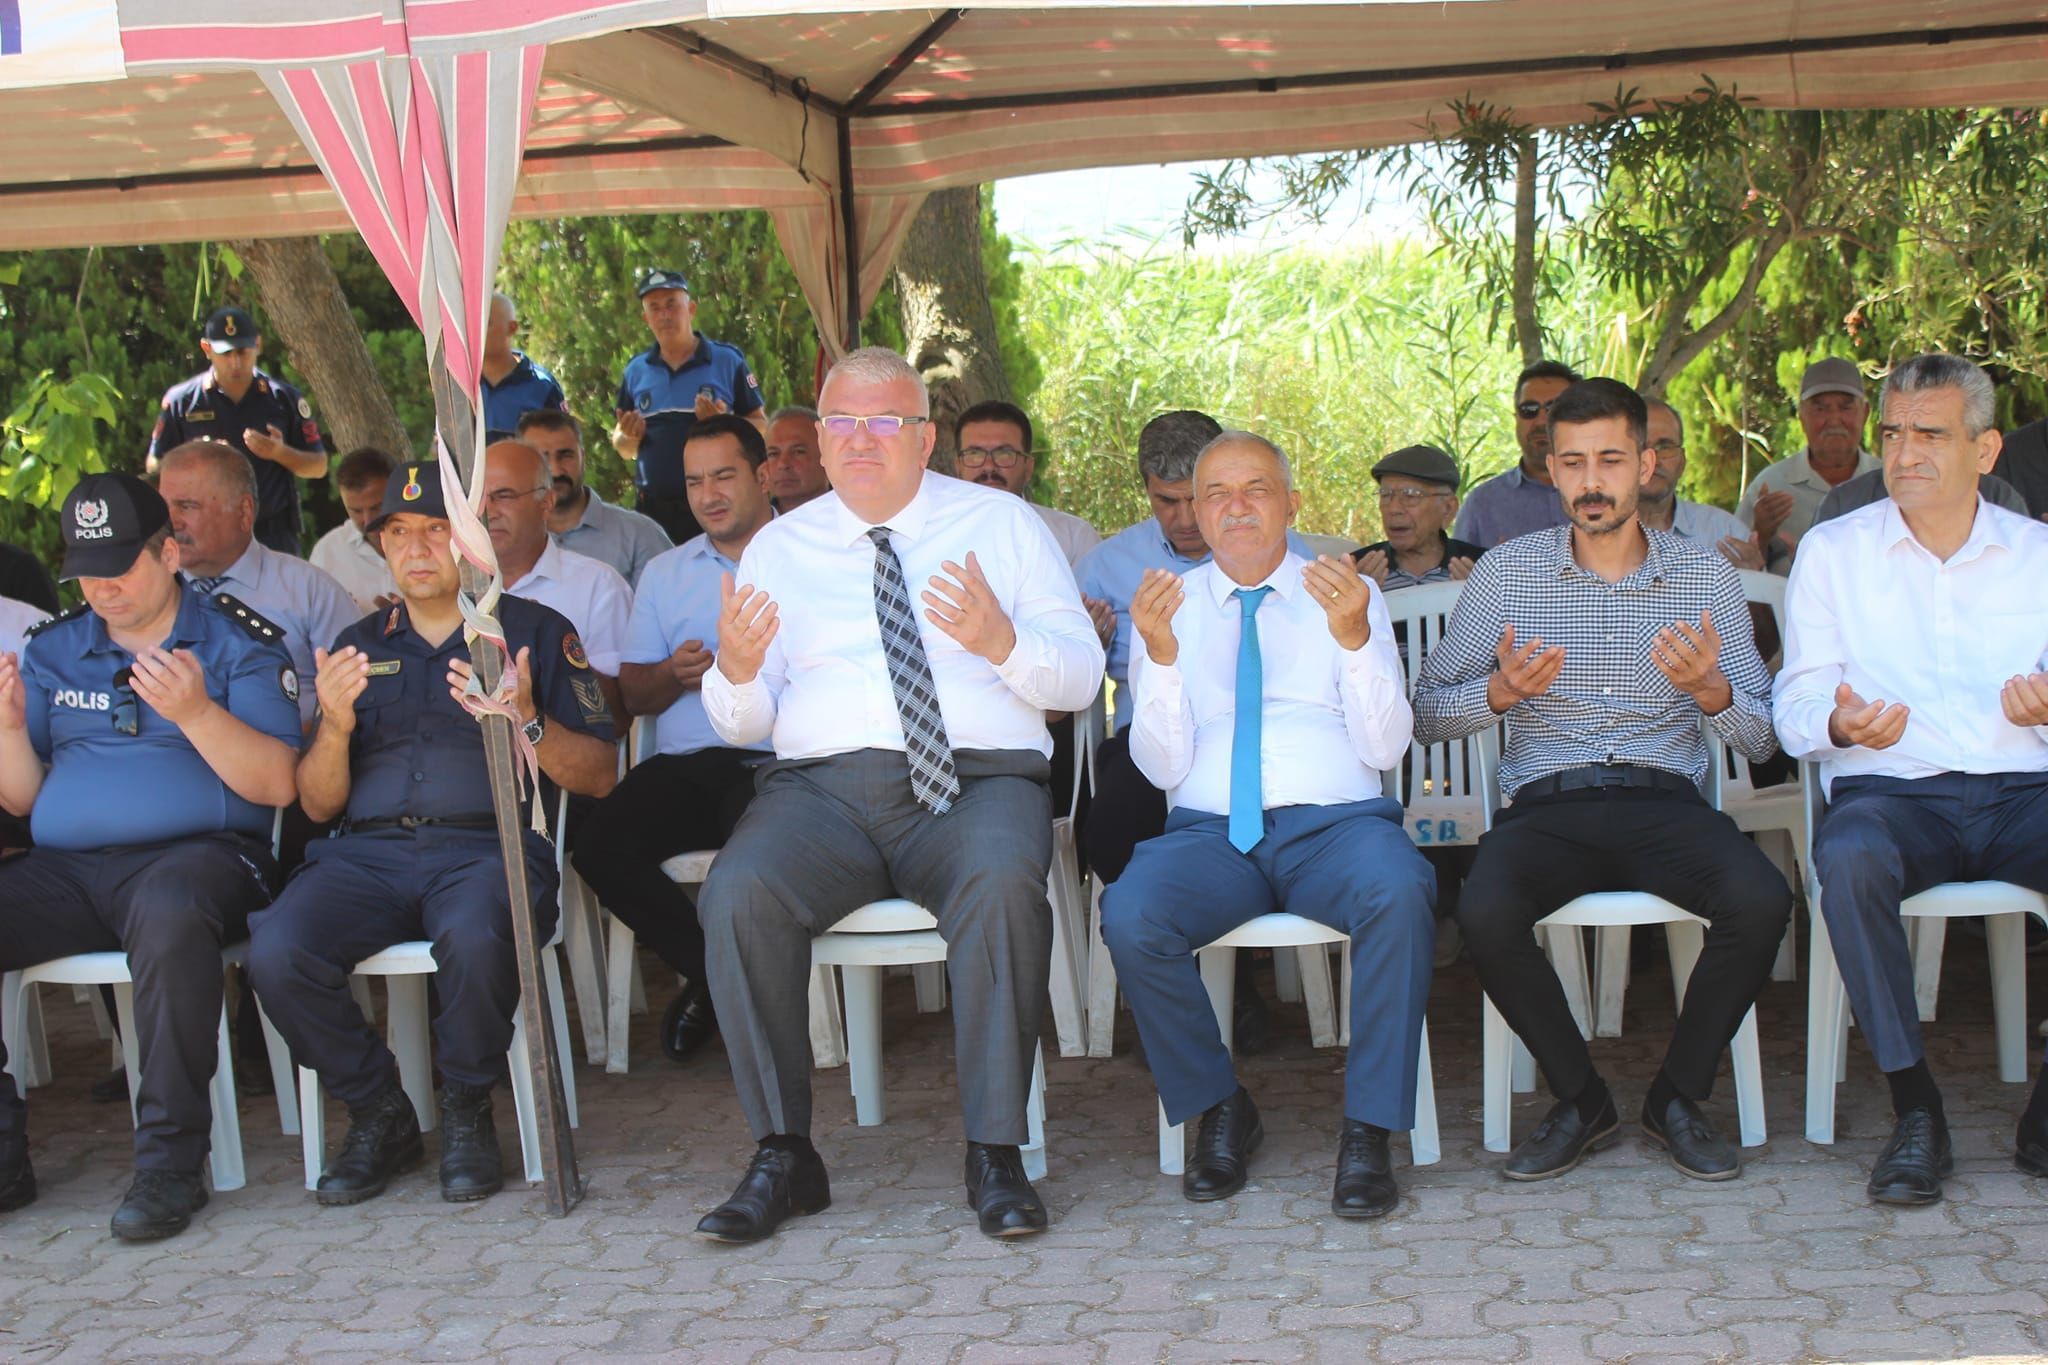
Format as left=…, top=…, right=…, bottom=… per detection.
left=90, top=1066, right=129, bottom=1105
left=0, top=1133, right=35, bottom=1214
left=1184, top=1087, right=1263, bottom=1201
left=438, top=1082, right=504, bottom=1203
left=316, top=1084, right=424, bottom=1206
left=965, top=1142, right=1048, bottom=1238
left=110, top=1169, right=208, bottom=1241
left=1642, top=1094, right=1740, bottom=1182
left=662, top=979, right=718, bottom=1063
left=1505, top=1091, right=1620, bottom=1181
left=1868, top=1107, right=1952, bottom=1205
left=1331, top=1120, right=1398, bottom=1219
left=2018, top=1112, right=2048, bottom=1178
left=697, top=1145, right=831, bottom=1243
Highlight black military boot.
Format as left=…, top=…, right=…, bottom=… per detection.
left=110, top=1169, right=208, bottom=1241
left=0, top=1128, right=36, bottom=1214
left=438, top=1081, right=504, bottom=1203
left=316, top=1082, right=424, bottom=1206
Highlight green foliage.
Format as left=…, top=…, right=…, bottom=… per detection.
left=0, top=371, right=122, bottom=569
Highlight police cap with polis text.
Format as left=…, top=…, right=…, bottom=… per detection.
left=1371, top=444, right=1462, bottom=490
left=365, top=459, right=450, bottom=533
left=635, top=267, right=691, bottom=297
left=202, top=305, right=262, bottom=354
left=59, top=472, right=170, bottom=581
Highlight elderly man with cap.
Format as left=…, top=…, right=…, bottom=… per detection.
left=612, top=268, right=768, bottom=545
left=1353, top=445, right=1484, bottom=592
left=147, top=305, right=329, bottom=555
left=1737, top=357, right=1880, bottom=570
left=0, top=473, right=302, bottom=1240
left=519, top=410, right=672, bottom=588
left=247, top=461, right=619, bottom=1207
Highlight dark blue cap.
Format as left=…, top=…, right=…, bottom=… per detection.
left=202, top=305, right=261, bottom=353
left=60, top=472, right=170, bottom=581
left=635, top=268, right=691, bottom=297
left=366, top=459, right=450, bottom=533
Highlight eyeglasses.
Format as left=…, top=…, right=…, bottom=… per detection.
left=956, top=446, right=1028, bottom=469
left=1649, top=439, right=1684, bottom=455
left=1376, top=486, right=1452, bottom=505
left=819, top=414, right=931, bottom=439
left=1515, top=398, right=1560, bottom=420
left=111, top=666, right=138, bottom=737
left=483, top=486, right=549, bottom=506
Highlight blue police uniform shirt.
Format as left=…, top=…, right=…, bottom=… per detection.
left=21, top=591, right=302, bottom=851
left=612, top=332, right=764, bottom=498
left=330, top=593, right=614, bottom=825
left=480, top=351, right=567, bottom=439
left=624, top=533, right=773, bottom=758
left=150, top=369, right=326, bottom=537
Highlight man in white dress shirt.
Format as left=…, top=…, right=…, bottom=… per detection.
left=482, top=440, right=634, bottom=726
left=952, top=400, right=1102, bottom=571
left=1777, top=353, right=2048, bottom=1205
left=308, top=448, right=398, bottom=612
left=693, top=348, right=1104, bottom=1244
left=1100, top=432, right=1434, bottom=1218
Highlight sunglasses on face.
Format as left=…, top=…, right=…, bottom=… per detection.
left=819, top=414, right=931, bottom=439
left=111, top=666, right=138, bottom=737
left=1515, top=398, right=1560, bottom=420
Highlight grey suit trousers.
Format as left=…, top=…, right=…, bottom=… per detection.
left=698, top=747, right=1054, bottom=1145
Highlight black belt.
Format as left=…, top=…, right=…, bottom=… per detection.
left=1516, top=764, right=1697, bottom=801
left=347, top=814, right=499, bottom=833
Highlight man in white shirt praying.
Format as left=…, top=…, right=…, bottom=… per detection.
left=1099, top=431, right=1434, bottom=1219
left=1777, top=352, right=2048, bottom=1206
left=693, top=347, right=1105, bottom=1245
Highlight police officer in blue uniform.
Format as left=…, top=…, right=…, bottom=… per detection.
left=0, top=473, right=302, bottom=1240
left=479, top=291, right=567, bottom=441
left=611, top=268, right=767, bottom=544
left=148, top=305, right=330, bottom=555
left=249, top=460, right=619, bottom=1206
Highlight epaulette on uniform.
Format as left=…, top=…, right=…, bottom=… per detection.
left=22, top=603, right=89, bottom=639
left=211, top=591, right=286, bottom=646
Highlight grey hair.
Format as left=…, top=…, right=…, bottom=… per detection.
left=1137, top=409, right=1224, bottom=484
left=491, top=289, right=517, bottom=322
left=1646, top=397, right=1683, bottom=442
left=159, top=438, right=257, bottom=504
left=1194, top=430, right=1294, bottom=490
left=1883, top=353, right=1997, bottom=437
left=769, top=403, right=819, bottom=426
left=821, top=348, right=929, bottom=416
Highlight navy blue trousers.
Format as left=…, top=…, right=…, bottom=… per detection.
left=1813, top=770, right=2048, bottom=1073
left=248, top=828, right=558, bottom=1106
left=1101, top=799, right=1437, bottom=1130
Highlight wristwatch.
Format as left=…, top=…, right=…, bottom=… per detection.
left=521, top=713, right=546, bottom=746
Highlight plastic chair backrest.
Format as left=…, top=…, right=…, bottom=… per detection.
left=1384, top=580, right=1482, bottom=847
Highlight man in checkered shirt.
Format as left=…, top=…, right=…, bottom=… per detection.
left=1414, top=378, right=1792, bottom=1185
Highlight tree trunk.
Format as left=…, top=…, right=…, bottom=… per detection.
left=1510, top=134, right=1543, bottom=366
left=229, top=236, right=413, bottom=460
left=892, top=186, right=1012, bottom=474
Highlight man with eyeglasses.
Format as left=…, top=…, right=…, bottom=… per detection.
left=692, top=347, right=1103, bottom=1244
left=612, top=268, right=768, bottom=545
left=763, top=405, right=832, bottom=512
left=1452, top=360, right=1582, bottom=549
left=484, top=438, right=633, bottom=726
left=1353, top=445, right=1484, bottom=592
left=519, top=410, right=673, bottom=589
left=0, top=473, right=302, bottom=1240
left=248, top=461, right=618, bottom=1208
left=953, top=400, right=1101, bottom=570
left=1638, top=401, right=1763, bottom=570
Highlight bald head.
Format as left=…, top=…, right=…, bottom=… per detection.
left=482, top=438, right=551, bottom=573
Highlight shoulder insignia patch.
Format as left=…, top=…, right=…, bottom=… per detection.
left=22, top=603, right=89, bottom=640
left=562, top=632, right=590, bottom=670
left=298, top=396, right=312, bottom=419
left=280, top=666, right=300, bottom=702
left=384, top=605, right=403, bottom=636
left=571, top=674, right=607, bottom=722
left=211, top=591, right=284, bottom=644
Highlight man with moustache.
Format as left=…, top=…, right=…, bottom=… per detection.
left=310, top=448, right=400, bottom=612
left=571, top=415, right=779, bottom=1063
left=1352, top=444, right=1483, bottom=592
left=1637, top=401, right=1763, bottom=569
left=1102, top=432, right=1434, bottom=1218
left=1452, top=361, right=1580, bottom=548
left=692, top=347, right=1103, bottom=1243
left=1739, top=358, right=1880, bottom=570
left=1416, top=378, right=1790, bottom=1184
left=762, top=406, right=832, bottom=512
left=519, top=410, right=672, bottom=588
left=953, top=401, right=1101, bottom=568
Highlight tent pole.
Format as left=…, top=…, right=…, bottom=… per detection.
left=837, top=114, right=860, bottom=352
left=432, top=345, right=582, bottom=1217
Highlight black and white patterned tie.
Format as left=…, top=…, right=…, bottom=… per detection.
left=868, top=527, right=960, bottom=815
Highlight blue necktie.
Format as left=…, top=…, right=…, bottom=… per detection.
left=1229, top=586, right=1272, bottom=854
left=189, top=575, right=225, bottom=597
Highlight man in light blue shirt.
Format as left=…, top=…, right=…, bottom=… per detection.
left=1452, top=360, right=1580, bottom=549
left=570, top=415, right=774, bottom=1064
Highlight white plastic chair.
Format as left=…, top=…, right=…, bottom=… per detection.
left=813, top=899, right=1048, bottom=1181
left=1799, top=762, right=2048, bottom=1144
left=1383, top=581, right=1485, bottom=851
left=1044, top=689, right=1106, bottom=1058
left=1153, top=912, right=1440, bottom=1174
left=1474, top=729, right=1767, bottom=1152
